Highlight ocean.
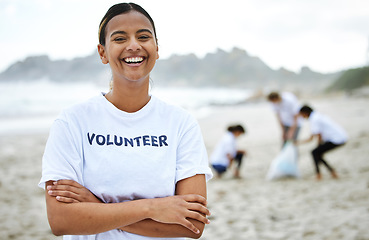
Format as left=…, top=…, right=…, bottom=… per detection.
left=0, top=81, right=252, bottom=135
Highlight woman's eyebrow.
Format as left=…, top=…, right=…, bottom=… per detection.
left=110, top=31, right=126, bottom=38
left=137, top=29, right=153, bottom=35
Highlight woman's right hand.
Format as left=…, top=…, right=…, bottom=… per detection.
left=47, top=179, right=102, bottom=203
left=148, top=194, right=210, bottom=234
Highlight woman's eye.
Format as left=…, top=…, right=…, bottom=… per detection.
left=114, top=37, right=126, bottom=42
left=138, top=35, right=150, bottom=40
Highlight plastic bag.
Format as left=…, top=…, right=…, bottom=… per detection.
left=266, top=142, right=300, bottom=180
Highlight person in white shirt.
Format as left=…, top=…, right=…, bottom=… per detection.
left=267, top=91, right=302, bottom=146
left=210, top=125, right=246, bottom=178
left=297, top=105, right=347, bottom=180
left=39, top=3, right=213, bottom=239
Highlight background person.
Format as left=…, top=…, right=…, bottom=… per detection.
left=210, top=124, right=246, bottom=178
left=267, top=91, right=302, bottom=146
left=297, top=105, right=347, bottom=180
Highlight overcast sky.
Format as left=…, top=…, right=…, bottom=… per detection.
left=1, top=0, right=369, bottom=73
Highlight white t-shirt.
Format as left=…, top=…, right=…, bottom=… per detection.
left=309, top=111, right=348, bottom=144
left=271, top=92, right=302, bottom=127
left=210, top=132, right=237, bottom=167
left=39, top=94, right=213, bottom=240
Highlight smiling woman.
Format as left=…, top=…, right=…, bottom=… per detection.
left=39, top=3, right=213, bottom=240
left=97, top=9, right=159, bottom=103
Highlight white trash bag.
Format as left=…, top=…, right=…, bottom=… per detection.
left=266, top=142, right=300, bottom=180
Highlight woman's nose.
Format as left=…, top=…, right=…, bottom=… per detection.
left=126, top=39, right=141, bottom=51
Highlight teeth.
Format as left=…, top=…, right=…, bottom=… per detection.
left=124, top=57, right=144, bottom=63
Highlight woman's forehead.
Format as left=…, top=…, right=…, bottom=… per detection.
left=105, top=11, right=154, bottom=34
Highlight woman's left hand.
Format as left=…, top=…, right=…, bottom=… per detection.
left=47, top=179, right=102, bottom=203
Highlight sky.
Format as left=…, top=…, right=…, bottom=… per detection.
left=1, top=0, right=369, bottom=74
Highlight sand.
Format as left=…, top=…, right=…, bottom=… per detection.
left=0, top=95, right=368, bottom=240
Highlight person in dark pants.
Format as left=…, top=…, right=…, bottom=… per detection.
left=297, top=105, right=347, bottom=180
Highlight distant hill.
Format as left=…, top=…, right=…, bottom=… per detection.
left=0, top=53, right=111, bottom=85
left=326, top=66, right=369, bottom=92
left=0, top=47, right=340, bottom=92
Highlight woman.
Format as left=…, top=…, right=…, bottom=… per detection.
left=39, top=3, right=213, bottom=239
left=210, top=124, right=246, bottom=178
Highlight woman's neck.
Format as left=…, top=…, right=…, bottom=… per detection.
left=105, top=81, right=150, bottom=113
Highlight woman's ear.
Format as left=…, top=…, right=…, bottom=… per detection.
left=97, top=44, right=109, bottom=64
left=156, top=45, right=159, bottom=60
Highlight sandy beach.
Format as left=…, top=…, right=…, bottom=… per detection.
left=1, top=95, right=368, bottom=240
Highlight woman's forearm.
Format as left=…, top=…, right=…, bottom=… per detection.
left=121, top=218, right=204, bottom=238
left=46, top=186, right=151, bottom=236
left=121, top=174, right=209, bottom=238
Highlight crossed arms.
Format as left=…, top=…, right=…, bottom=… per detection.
left=45, top=174, right=210, bottom=238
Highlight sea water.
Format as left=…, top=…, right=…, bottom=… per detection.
left=0, top=81, right=252, bottom=135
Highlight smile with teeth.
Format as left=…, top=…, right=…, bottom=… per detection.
left=124, top=57, right=144, bottom=64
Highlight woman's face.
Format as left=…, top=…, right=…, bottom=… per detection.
left=98, top=11, right=159, bottom=84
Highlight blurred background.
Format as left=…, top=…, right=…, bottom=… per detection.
left=1, top=0, right=369, bottom=239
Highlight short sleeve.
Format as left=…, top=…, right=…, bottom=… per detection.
left=38, top=117, right=84, bottom=189
left=291, top=99, right=301, bottom=115
left=175, top=119, right=213, bottom=183
left=310, top=116, right=321, bottom=135
left=224, top=135, right=237, bottom=158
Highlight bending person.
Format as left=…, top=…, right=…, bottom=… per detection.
left=267, top=91, right=302, bottom=146
left=297, top=105, right=347, bottom=180
left=210, top=124, right=246, bottom=178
